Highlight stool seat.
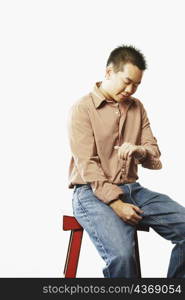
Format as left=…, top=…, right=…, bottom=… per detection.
left=63, top=215, right=149, bottom=278
left=63, top=215, right=82, bottom=230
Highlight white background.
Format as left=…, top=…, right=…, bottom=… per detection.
left=0, top=0, right=185, bottom=277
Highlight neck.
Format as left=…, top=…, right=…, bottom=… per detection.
left=99, top=82, right=114, bottom=101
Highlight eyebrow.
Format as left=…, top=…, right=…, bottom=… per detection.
left=125, top=77, right=141, bottom=84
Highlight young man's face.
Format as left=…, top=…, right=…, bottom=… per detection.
left=103, top=62, right=143, bottom=102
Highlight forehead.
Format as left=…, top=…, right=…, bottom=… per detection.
left=118, top=63, right=143, bottom=81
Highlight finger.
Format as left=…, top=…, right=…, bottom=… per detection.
left=124, top=215, right=140, bottom=225
left=125, top=220, right=137, bottom=226
left=119, top=148, right=127, bottom=160
left=125, top=145, right=133, bottom=158
left=132, top=214, right=143, bottom=221
left=132, top=206, right=144, bottom=214
left=125, top=148, right=132, bottom=159
left=121, top=148, right=130, bottom=160
left=118, top=148, right=121, bottom=159
left=122, top=148, right=128, bottom=160
left=114, top=146, right=119, bottom=150
left=128, top=149, right=134, bottom=157
left=130, top=219, right=140, bottom=225
left=119, top=149, right=125, bottom=160
left=128, top=145, right=138, bottom=157
left=129, top=219, right=139, bottom=225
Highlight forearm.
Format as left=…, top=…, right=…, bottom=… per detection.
left=74, top=158, right=124, bottom=204
left=68, top=104, right=124, bottom=204
left=133, top=145, right=147, bottom=160
left=137, top=104, right=162, bottom=169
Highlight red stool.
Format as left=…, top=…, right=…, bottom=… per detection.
left=63, top=215, right=149, bottom=278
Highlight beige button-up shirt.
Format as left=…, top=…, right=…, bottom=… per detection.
left=67, top=81, right=162, bottom=204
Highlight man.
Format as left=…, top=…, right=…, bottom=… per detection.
left=67, top=45, right=185, bottom=278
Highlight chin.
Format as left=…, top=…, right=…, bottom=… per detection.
left=119, top=99, right=126, bottom=103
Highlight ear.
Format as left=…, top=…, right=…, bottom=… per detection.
left=105, top=65, right=114, bottom=79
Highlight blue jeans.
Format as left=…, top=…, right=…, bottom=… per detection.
left=72, top=182, right=185, bottom=278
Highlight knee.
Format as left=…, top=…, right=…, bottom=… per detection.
left=110, top=249, right=134, bottom=265
left=103, top=246, right=137, bottom=278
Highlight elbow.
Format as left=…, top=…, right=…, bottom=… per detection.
left=142, top=158, right=162, bottom=170
left=154, top=160, right=162, bottom=170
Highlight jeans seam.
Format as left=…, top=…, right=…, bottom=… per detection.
left=127, top=186, right=185, bottom=241
left=75, top=190, right=111, bottom=273
left=127, top=184, right=138, bottom=206
left=162, top=221, right=185, bottom=241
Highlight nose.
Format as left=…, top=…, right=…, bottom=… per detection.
left=125, top=84, right=134, bottom=94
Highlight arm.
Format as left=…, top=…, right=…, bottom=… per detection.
left=67, top=103, right=124, bottom=204
left=135, top=103, right=162, bottom=170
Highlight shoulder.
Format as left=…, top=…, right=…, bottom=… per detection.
left=68, top=93, right=93, bottom=121
left=130, top=96, right=143, bottom=106
left=70, top=93, right=92, bottom=111
left=130, top=96, right=146, bottom=112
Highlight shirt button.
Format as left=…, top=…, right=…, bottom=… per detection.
left=115, top=111, right=119, bottom=114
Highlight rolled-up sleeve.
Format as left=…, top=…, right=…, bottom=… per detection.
left=136, top=103, right=162, bottom=170
left=67, top=103, right=124, bottom=204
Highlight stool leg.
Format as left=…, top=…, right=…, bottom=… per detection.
left=134, top=231, right=141, bottom=278
left=64, top=229, right=83, bottom=278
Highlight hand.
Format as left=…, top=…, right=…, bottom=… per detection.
left=114, top=142, right=146, bottom=160
left=109, top=199, right=144, bottom=226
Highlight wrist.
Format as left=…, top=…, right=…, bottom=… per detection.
left=134, top=146, right=147, bottom=160
left=108, top=199, right=122, bottom=207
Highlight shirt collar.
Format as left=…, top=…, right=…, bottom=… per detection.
left=91, top=81, right=135, bottom=109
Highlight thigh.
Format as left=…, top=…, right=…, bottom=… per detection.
left=72, top=184, right=136, bottom=261
left=129, top=182, right=185, bottom=242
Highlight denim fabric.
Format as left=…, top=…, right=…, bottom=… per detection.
left=72, top=182, right=185, bottom=278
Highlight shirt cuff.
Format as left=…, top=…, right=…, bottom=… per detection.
left=90, top=181, right=124, bottom=204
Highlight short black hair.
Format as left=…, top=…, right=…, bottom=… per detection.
left=106, top=45, right=147, bottom=72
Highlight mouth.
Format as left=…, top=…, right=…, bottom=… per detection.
left=120, top=93, right=130, bottom=98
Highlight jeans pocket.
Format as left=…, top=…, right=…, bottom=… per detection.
left=78, top=184, right=91, bottom=198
